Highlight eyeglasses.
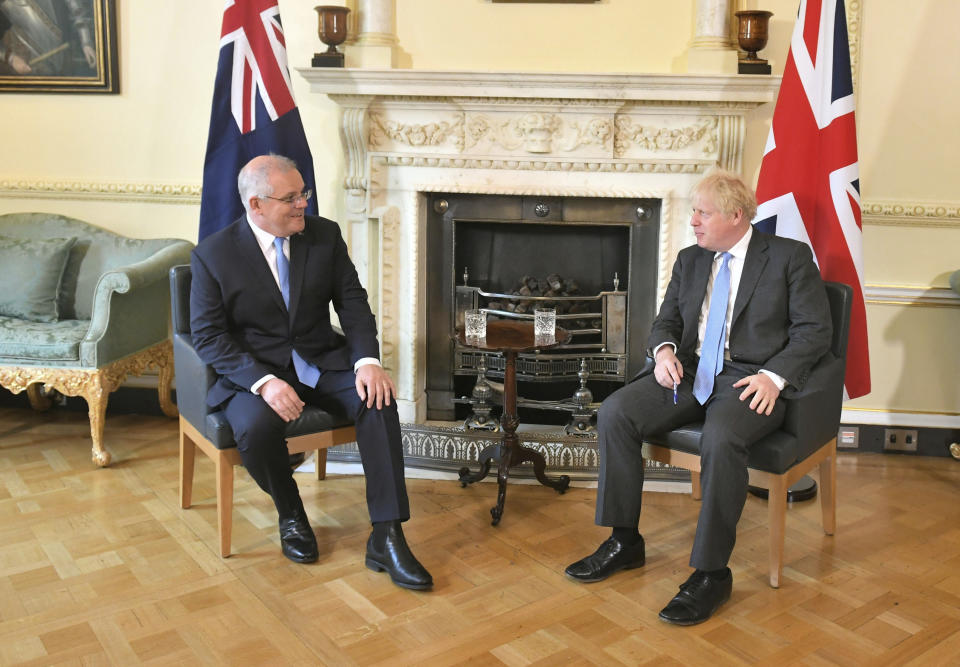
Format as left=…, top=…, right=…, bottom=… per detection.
left=259, top=189, right=312, bottom=205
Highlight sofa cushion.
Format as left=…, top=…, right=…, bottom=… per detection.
left=0, top=235, right=77, bottom=322
left=0, top=316, right=89, bottom=362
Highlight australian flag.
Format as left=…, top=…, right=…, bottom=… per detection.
left=199, top=0, right=317, bottom=241
left=753, top=0, right=870, bottom=399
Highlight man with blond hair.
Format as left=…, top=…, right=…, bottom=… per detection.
left=565, top=170, right=832, bottom=624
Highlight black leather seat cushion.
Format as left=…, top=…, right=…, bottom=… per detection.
left=205, top=406, right=354, bottom=450
left=644, top=425, right=799, bottom=474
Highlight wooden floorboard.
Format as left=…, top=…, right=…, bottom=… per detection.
left=1, top=406, right=959, bottom=665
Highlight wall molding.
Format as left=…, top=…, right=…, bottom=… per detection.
left=0, top=179, right=201, bottom=205
left=862, top=200, right=960, bottom=229
left=864, top=284, right=960, bottom=308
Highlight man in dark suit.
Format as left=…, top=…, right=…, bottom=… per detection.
left=190, top=154, right=431, bottom=590
left=565, top=170, right=832, bottom=624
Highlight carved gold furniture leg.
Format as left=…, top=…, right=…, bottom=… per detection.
left=0, top=340, right=177, bottom=467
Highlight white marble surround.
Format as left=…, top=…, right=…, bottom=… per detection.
left=298, top=68, right=780, bottom=422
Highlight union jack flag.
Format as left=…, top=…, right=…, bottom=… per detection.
left=199, top=0, right=317, bottom=241
left=754, top=0, right=869, bottom=399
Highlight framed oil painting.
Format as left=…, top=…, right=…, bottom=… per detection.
left=0, top=0, right=118, bottom=93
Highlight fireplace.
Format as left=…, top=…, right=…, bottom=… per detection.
left=299, top=69, right=778, bottom=475
left=425, top=192, right=659, bottom=431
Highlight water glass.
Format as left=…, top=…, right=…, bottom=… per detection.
left=534, top=307, right=556, bottom=337
left=464, top=309, right=487, bottom=339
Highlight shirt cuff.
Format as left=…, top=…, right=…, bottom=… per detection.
left=354, top=357, right=381, bottom=373
left=251, top=374, right=276, bottom=395
left=652, top=342, right=677, bottom=358
left=759, top=369, right=787, bottom=390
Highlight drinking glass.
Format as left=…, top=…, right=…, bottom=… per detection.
left=464, top=309, right=487, bottom=340
left=534, top=307, right=556, bottom=337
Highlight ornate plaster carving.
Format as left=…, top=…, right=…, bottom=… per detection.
left=376, top=155, right=708, bottom=174
left=861, top=201, right=960, bottom=228
left=0, top=179, right=201, bottom=204
left=614, top=117, right=718, bottom=157
left=368, top=112, right=464, bottom=151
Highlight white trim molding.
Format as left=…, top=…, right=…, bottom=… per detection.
left=864, top=284, right=960, bottom=308
left=0, top=179, right=201, bottom=205
left=862, top=200, right=960, bottom=228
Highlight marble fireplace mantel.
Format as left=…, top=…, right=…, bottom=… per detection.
left=297, top=68, right=780, bottom=423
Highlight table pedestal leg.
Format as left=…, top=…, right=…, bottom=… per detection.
left=459, top=350, right=571, bottom=525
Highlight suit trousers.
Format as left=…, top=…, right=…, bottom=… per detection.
left=223, top=368, right=410, bottom=524
left=595, top=363, right=786, bottom=571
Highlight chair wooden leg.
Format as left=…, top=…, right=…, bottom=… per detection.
left=26, top=383, right=53, bottom=411
left=215, top=452, right=234, bottom=558
left=81, top=373, right=112, bottom=468
left=315, top=448, right=328, bottom=481
left=690, top=471, right=702, bottom=500
left=820, top=440, right=837, bottom=536
left=180, top=426, right=196, bottom=509
left=767, top=476, right=788, bottom=588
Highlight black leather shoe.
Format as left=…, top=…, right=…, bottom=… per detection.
left=365, top=522, right=433, bottom=590
left=658, top=568, right=732, bottom=625
left=278, top=515, right=318, bottom=564
left=565, top=535, right=645, bottom=583
left=288, top=452, right=307, bottom=470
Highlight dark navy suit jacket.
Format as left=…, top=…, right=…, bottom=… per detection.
left=190, top=215, right=380, bottom=407
left=648, top=229, right=833, bottom=396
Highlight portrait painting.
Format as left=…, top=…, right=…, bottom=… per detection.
left=0, top=0, right=117, bottom=93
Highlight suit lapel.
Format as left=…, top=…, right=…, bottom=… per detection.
left=683, top=248, right=714, bottom=348
left=232, top=220, right=287, bottom=316
left=731, top=231, right=769, bottom=326
left=288, top=232, right=308, bottom=323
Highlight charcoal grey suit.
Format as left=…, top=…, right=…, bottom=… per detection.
left=595, top=229, right=832, bottom=570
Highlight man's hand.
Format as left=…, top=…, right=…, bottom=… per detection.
left=356, top=364, right=397, bottom=410
left=733, top=373, right=781, bottom=415
left=653, top=345, right=683, bottom=389
left=260, top=377, right=304, bottom=422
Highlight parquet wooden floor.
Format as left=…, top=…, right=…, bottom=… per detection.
left=1, top=406, right=959, bottom=665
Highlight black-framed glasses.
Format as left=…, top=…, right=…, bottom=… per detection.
left=259, top=189, right=312, bottom=205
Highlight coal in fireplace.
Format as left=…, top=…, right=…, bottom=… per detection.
left=425, top=193, right=660, bottom=432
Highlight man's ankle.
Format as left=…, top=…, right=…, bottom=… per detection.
left=611, top=526, right=641, bottom=546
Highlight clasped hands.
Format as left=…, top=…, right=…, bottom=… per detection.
left=260, top=364, right=398, bottom=422
left=654, top=346, right=780, bottom=416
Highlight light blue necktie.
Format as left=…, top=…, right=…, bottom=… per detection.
left=273, top=236, right=321, bottom=388
left=693, top=252, right=732, bottom=405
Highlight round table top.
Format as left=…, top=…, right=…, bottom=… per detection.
left=455, top=319, right=572, bottom=352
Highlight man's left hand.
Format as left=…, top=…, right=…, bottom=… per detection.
left=355, top=364, right=397, bottom=410
left=733, top=373, right=781, bottom=416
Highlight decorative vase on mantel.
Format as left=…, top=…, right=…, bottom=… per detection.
left=313, top=5, right=350, bottom=68
left=735, top=10, right=773, bottom=75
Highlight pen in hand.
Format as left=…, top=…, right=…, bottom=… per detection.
left=673, top=381, right=678, bottom=405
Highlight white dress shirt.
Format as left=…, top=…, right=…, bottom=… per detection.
left=245, top=217, right=379, bottom=394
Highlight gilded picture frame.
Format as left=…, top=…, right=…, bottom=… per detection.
left=0, top=0, right=118, bottom=94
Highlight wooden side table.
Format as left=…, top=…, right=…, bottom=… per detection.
left=456, top=320, right=572, bottom=524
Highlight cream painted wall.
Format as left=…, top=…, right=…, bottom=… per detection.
left=1, top=1, right=957, bottom=420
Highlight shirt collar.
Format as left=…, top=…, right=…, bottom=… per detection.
left=718, top=224, right=752, bottom=262
left=246, top=215, right=281, bottom=254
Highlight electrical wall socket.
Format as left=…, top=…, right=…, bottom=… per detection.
left=883, top=428, right=918, bottom=452
left=838, top=426, right=859, bottom=449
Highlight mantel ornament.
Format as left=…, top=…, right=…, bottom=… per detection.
left=313, top=5, right=350, bottom=68
left=735, top=10, right=773, bottom=75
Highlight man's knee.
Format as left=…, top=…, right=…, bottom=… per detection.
left=597, top=386, right=636, bottom=430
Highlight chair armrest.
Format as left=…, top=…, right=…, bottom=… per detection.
left=79, top=242, right=194, bottom=365
left=630, top=356, right=656, bottom=383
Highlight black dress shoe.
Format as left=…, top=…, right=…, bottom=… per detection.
left=565, top=535, right=645, bottom=583
left=365, top=522, right=433, bottom=590
left=278, top=515, right=318, bottom=564
left=658, top=568, right=732, bottom=625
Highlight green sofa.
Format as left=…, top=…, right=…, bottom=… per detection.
left=0, top=213, right=194, bottom=466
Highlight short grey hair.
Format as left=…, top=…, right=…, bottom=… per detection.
left=237, top=154, right=299, bottom=213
